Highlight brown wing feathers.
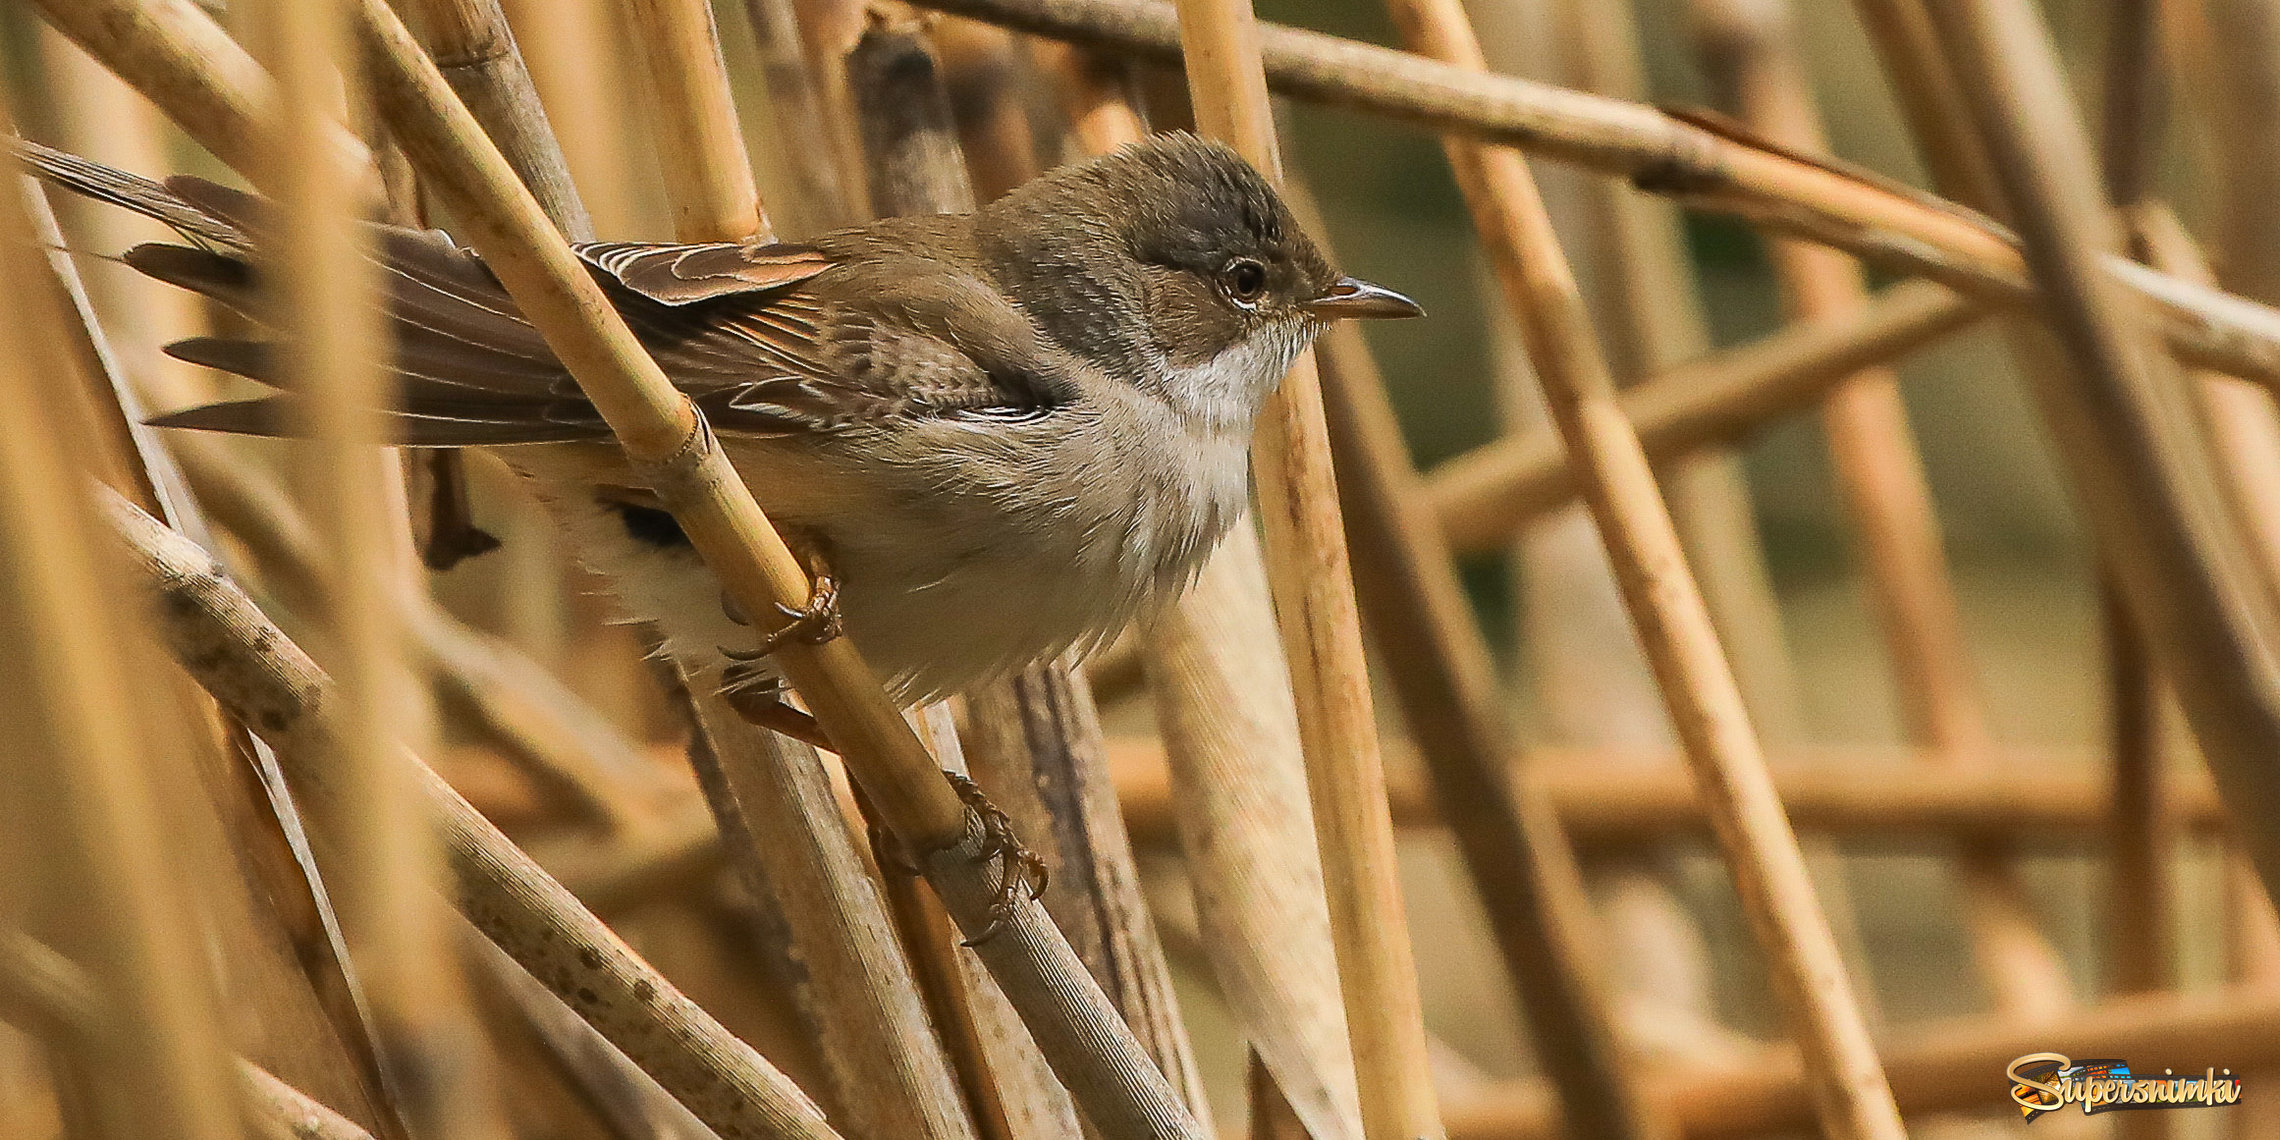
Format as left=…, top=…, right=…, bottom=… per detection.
left=15, top=139, right=835, bottom=446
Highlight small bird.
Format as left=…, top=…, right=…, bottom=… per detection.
left=25, top=133, right=1420, bottom=711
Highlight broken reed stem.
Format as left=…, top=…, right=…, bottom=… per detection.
left=1169, top=3, right=1443, bottom=1138
left=1376, top=0, right=1903, bottom=1136
left=1921, top=0, right=2280, bottom=910
left=1315, top=324, right=1671, bottom=1140
left=1696, top=0, right=2080, bottom=1025
left=0, top=111, right=241, bottom=1140
left=626, top=0, right=770, bottom=240
left=403, top=0, right=595, bottom=240
left=104, top=488, right=842, bottom=1140
left=736, top=0, right=853, bottom=233
left=1440, top=982, right=2280, bottom=1140
left=1025, top=41, right=1365, bottom=1140
left=1426, top=281, right=1980, bottom=551
left=904, top=0, right=2280, bottom=397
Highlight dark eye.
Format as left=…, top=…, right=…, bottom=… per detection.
left=1220, top=258, right=1268, bottom=305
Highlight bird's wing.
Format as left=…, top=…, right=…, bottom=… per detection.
left=576, top=240, right=833, bottom=305
left=16, top=140, right=1062, bottom=444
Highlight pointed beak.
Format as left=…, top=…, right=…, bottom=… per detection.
left=1301, top=277, right=1425, bottom=321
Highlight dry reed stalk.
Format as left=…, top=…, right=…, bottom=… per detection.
left=460, top=932, right=716, bottom=1140
left=600, top=735, right=2242, bottom=908
left=0, top=932, right=377, bottom=1140
left=1136, top=529, right=1366, bottom=1140
left=2098, top=15, right=2183, bottom=1091
left=404, top=0, right=595, bottom=240
left=2133, top=209, right=2280, bottom=599
left=32, top=0, right=354, bottom=176
left=242, top=1062, right=383, bottom=1140
left=735, top=0, right=853, bottom=234
left=168, top=434, right=659, bottom=837
left=105, top=488, right=843, bottom=1139
left=500, top=0, right=645, bottom=235
left=1315, top=324, right=1670, bottom=1140
left=1529, top=0, right=1878, bottom=1054
left=1692, top=0, right=2079, bottom=1026
left=1550, top=0, right=1807, bottom=748
left=625, top=0, right=770, bottom=240
left=1108, top=738, right=2228, bottom=844
left=958, top=666, right=1211, bottom=1114
left=1169, top=4, right=1442, bottom=1139
left=875, top=26, right=1209, bottom=1121
left=1441, top=981, right=2280, bottom=1140
left=683, top=684, right=980, bottom=1140
left=1372, top=0, right=1902, bottom=1135
left=604, top=6, right=980, bottom=1132
left=908, top=704, right=1088, bottom=1140
left=1426, top=280, right=1979, bottom=551
left=1026, top=42, right=1365, bottom=1140
left=904, top=0, right=2280, bottom=395
left=2193, top=0, right=2280, bottom=307
left=38, top=29, right=218, bottom=411
left=1918, top=0, right=2280, bottom=906
left=931, top=19, right=1044, bottom=202
left=0, top=108, right=241, bottom=1140
left=251, top=0, right=511, bottom=1132
left=1248, top=1051, right=1309, bottom=1140
left=782, top=0, right=878, bottom=220
left=27, top=172, right=408, bottom=1135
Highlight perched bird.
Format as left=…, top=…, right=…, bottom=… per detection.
left=25, top=133, right=1420, bottom=710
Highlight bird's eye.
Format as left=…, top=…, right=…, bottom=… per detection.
left=1220, top=258, right=1268, bottom=305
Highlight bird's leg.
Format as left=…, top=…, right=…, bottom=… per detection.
left=717, top=671, right=1046, bottom=936
left=733, top=535, right=844, bottom=658
left=944, top=772, right=1049, bottom=946
left=718, top=665, right=834, bottom=751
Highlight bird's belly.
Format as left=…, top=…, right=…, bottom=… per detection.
left=808, top=469, right=1154, bottom=702
left=503, top=428, right=1231, bottom=705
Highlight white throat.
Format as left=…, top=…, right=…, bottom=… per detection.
left=1157, top=318, right=1319, bottom=434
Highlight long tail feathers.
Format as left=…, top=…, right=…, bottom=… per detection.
left=14, top=137, right=612, bottom=446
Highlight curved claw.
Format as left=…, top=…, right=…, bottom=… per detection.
left=718, top=571, right=843, bottom=663
left=945, top=772, right=1049, bottom=947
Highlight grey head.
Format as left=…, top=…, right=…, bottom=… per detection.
left=973, top=132, right=1420, bottom=431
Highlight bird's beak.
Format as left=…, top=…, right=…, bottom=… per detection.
left=1301, top=277, right=1425, bottom=320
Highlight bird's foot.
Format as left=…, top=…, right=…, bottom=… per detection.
left=945, top=772, right=1048, bottom=946
left=722, top=542, right=843, bottom=660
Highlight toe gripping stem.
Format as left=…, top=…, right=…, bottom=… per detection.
left=943, top=772, right=1048, bottom=946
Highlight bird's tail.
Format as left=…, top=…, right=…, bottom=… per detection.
left=15, top=138, right=613, bottom=445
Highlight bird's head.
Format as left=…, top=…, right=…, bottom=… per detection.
left=977, top=132, right=1421, bottom=431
